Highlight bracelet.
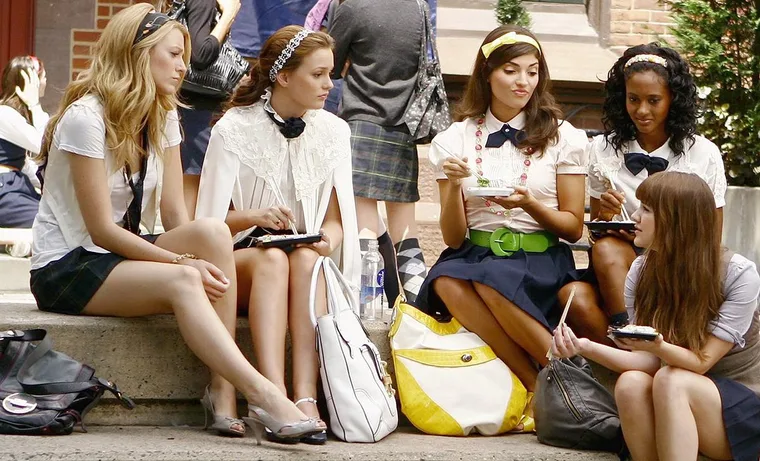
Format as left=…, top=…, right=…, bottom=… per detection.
left=171, top=253, right=197, bottom=264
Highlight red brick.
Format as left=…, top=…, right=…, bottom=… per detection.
left=650, top=11, right=674, bottom=23
left=97, top=18, right=110, bottom=29
left=73, top=30, right=101, bottom=42
left=98, top=5, right=111, bottom=16
left=72, top=58, right=91, bottom=70
left=72, top=45, right=91, bottom=56
left=611, top=10, right=650, bottom=21
left=112, top=5, right=128, bottom=13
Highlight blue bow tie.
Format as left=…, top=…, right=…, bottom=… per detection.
left=485, top=124, right=526, bottom=148
left=624, top=152, right=669, bottom=176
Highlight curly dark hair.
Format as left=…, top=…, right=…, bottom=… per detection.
left=602, top=42, right=698, bottom=156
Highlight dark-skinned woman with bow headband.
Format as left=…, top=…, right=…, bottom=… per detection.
left=195, top=25, right=359, bottom=445
left=418, top=25, right=589, bottom=432
left=29, top=4, right=324, bottom=444
left=558, top=43, right=727, bottom=348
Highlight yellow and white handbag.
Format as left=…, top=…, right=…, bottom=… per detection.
left=389, top=299, right=528, bottom=436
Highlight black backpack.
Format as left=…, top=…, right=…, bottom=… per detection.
left=0, top=329, right=133, bottom=435
left=533, top=355, right=624, bottom=453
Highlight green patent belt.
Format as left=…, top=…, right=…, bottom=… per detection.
left=468, top=228, right=559, bottom=256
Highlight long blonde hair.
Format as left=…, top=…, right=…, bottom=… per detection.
left=39, top=3, right=190, bottom=170
left=634, top=172, right=723, bottom=358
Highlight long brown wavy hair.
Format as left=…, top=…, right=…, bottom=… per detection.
left=455, top=25, right=562, bottom=154
left=634, top=172, right=723, bottom=358
left=38, top=4, right=190, bottom=170
left=0, top=56, right=45, bottom=125
left=224, top=25, right=333, bottom=111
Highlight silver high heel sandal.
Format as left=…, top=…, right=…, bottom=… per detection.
left=242, top=404, right=326, bottom=445
left=200, top=385, right=246, bottom=437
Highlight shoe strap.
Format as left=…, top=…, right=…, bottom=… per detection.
left=294, top=397, right=317, bottom=407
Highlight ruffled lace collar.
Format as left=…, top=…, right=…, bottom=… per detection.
left=214, top=101, right=350, bottom=201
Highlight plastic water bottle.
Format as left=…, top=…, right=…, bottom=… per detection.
left=360, top=240, right=385, bottom=321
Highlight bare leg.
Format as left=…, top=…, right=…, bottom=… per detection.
left=287, top=248, right=326, bottom=419
left=355, top=196, right=380, bottom=238
left=433, top=277, right=539, bottom=391
left=472, top=283, right=552, bottom=370
left=385, top=201, right=418, bottom=243
left=591, top=237, right=637, bottom=316
left=82, top=219, right=310, bottom=425
left=182, top=174, right=200, bottom=220
left=652, top=367, right=732, bottom=461
left=560, top=282, right=615, bottom=346
left=152, top=219, right=237, bottom=419
left=236, top=247, right=290, bottom=395
left=615, top=371, right=658, bottom=461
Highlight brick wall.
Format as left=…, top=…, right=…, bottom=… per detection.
left=607, top=0, right=675, bottom=54
left=70, top=0, right=153, bottom=80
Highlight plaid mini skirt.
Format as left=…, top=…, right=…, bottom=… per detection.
left=30, top=235, right=160, bottom=315
left=349, top=120, right=419, bottom=203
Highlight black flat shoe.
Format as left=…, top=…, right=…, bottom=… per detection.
left=300, top=429, right=327, bottom=445
left=264, top=427, right=300, bottom=444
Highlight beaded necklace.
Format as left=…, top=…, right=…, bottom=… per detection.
left=474, top=115, right=534, bottom=216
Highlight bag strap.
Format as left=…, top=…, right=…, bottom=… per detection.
left=0, top=329, right=46, bottom=342
left=15, top=332, right=135, bottom=409
left=308, top=256, right=360, bottom=327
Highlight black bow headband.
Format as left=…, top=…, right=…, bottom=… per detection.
left=133, top=11, right=171, bottom=45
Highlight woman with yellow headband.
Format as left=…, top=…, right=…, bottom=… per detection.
left=417, top=25, right=588, bottom=431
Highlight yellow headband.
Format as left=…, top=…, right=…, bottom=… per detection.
left=480, top=31, right=542, bottom=59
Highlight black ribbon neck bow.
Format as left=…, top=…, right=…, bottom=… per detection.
left=265, top=110, right=306, bottom=139
left=485, top=124, right=526, bottom=148
left=624, top=152, right=669, bottom=176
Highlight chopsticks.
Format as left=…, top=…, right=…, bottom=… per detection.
left=267, top=178, right=299, bottom=235
left=546, top=285, right=576, bottom=360
left=435, top=144, right=489, bottom=184
left=607, top=178, right=632, bottom=222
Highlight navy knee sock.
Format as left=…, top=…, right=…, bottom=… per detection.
left=376, top=232, right=400, bottom=306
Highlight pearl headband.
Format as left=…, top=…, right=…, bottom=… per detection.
left=269, top=29, right=313, bottom=82
left=624, top=54, right=668, bottom=69
left=481, top=31, right=542, bottom=59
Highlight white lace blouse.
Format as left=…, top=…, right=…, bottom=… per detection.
left=195, top=99, right=361, bottom=285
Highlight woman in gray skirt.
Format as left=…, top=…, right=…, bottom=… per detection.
left=329, top=0, right=429, bottom=304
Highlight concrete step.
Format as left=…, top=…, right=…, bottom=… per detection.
left=0, top=253, right=31, bottom=292
left=0, top=426, right=618, bottom=460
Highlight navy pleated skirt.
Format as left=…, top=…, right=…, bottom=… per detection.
left=416, top=240, right=582, bottom=330
left=178, top=106, right=214, bottom=175
left=30, top=234, right=160, bottom=315
left=0, top=171, right=40, bottom=228
left=710, top=376, right=760, bottom=461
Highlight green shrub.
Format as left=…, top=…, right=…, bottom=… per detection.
left=495, top=0, right=531, bottom=28
left=670, top=0, right=760, bottom=186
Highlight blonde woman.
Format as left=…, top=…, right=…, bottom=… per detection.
left=29, top=4, right=324, bottom=443
left=196, top=25, right=360, bottom=444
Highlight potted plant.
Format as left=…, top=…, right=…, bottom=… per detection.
left=670, top=0, right=760, bottom=264
left=495, top=0, right=531, bottom=27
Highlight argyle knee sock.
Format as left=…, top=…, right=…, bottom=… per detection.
left=394, top=238, right=427, bottom=304
left=376, top=232, right=400, bottom=306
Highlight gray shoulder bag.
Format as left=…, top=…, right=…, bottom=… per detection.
left=533, top=355, right=624, bottom=453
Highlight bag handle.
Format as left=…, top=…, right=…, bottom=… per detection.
left=14, top=330, right=135, bottom=409
left=308, top=256, right=359, bottom=327
left=0, top=329, right=46, bottom=342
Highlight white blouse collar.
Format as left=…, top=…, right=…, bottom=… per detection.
left=485, top=109, right=527, bottom=133
left=261, top=87, right=286, bottom=124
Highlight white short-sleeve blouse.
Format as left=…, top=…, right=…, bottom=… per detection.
left=428, top=109, right=589, bottom=233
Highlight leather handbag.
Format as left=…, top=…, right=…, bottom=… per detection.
left=389, top=299, right=528, bottom=436
left=168, top=0, right=251, bottom=98
left=533, top=356, right=623, bottom=452
left=308, top=257, right=398, bottom=443
left=0, top=329, right=134, bottom=435
left=402, top=0, right=452, bottom=144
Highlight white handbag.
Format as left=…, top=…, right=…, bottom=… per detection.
left=308, top=257, right=398, bottom=442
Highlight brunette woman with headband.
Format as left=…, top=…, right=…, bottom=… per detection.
left=558, top=43, right=727, bottom=347
left=196, top=25, right=359, bottom=445
left=29, top=4, right=323, bottom=443
left=0, top=56, right=48, bottom=229
left=552, top=172, right=760, bottom=461
left=417, top=25, right=589, bottom=431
